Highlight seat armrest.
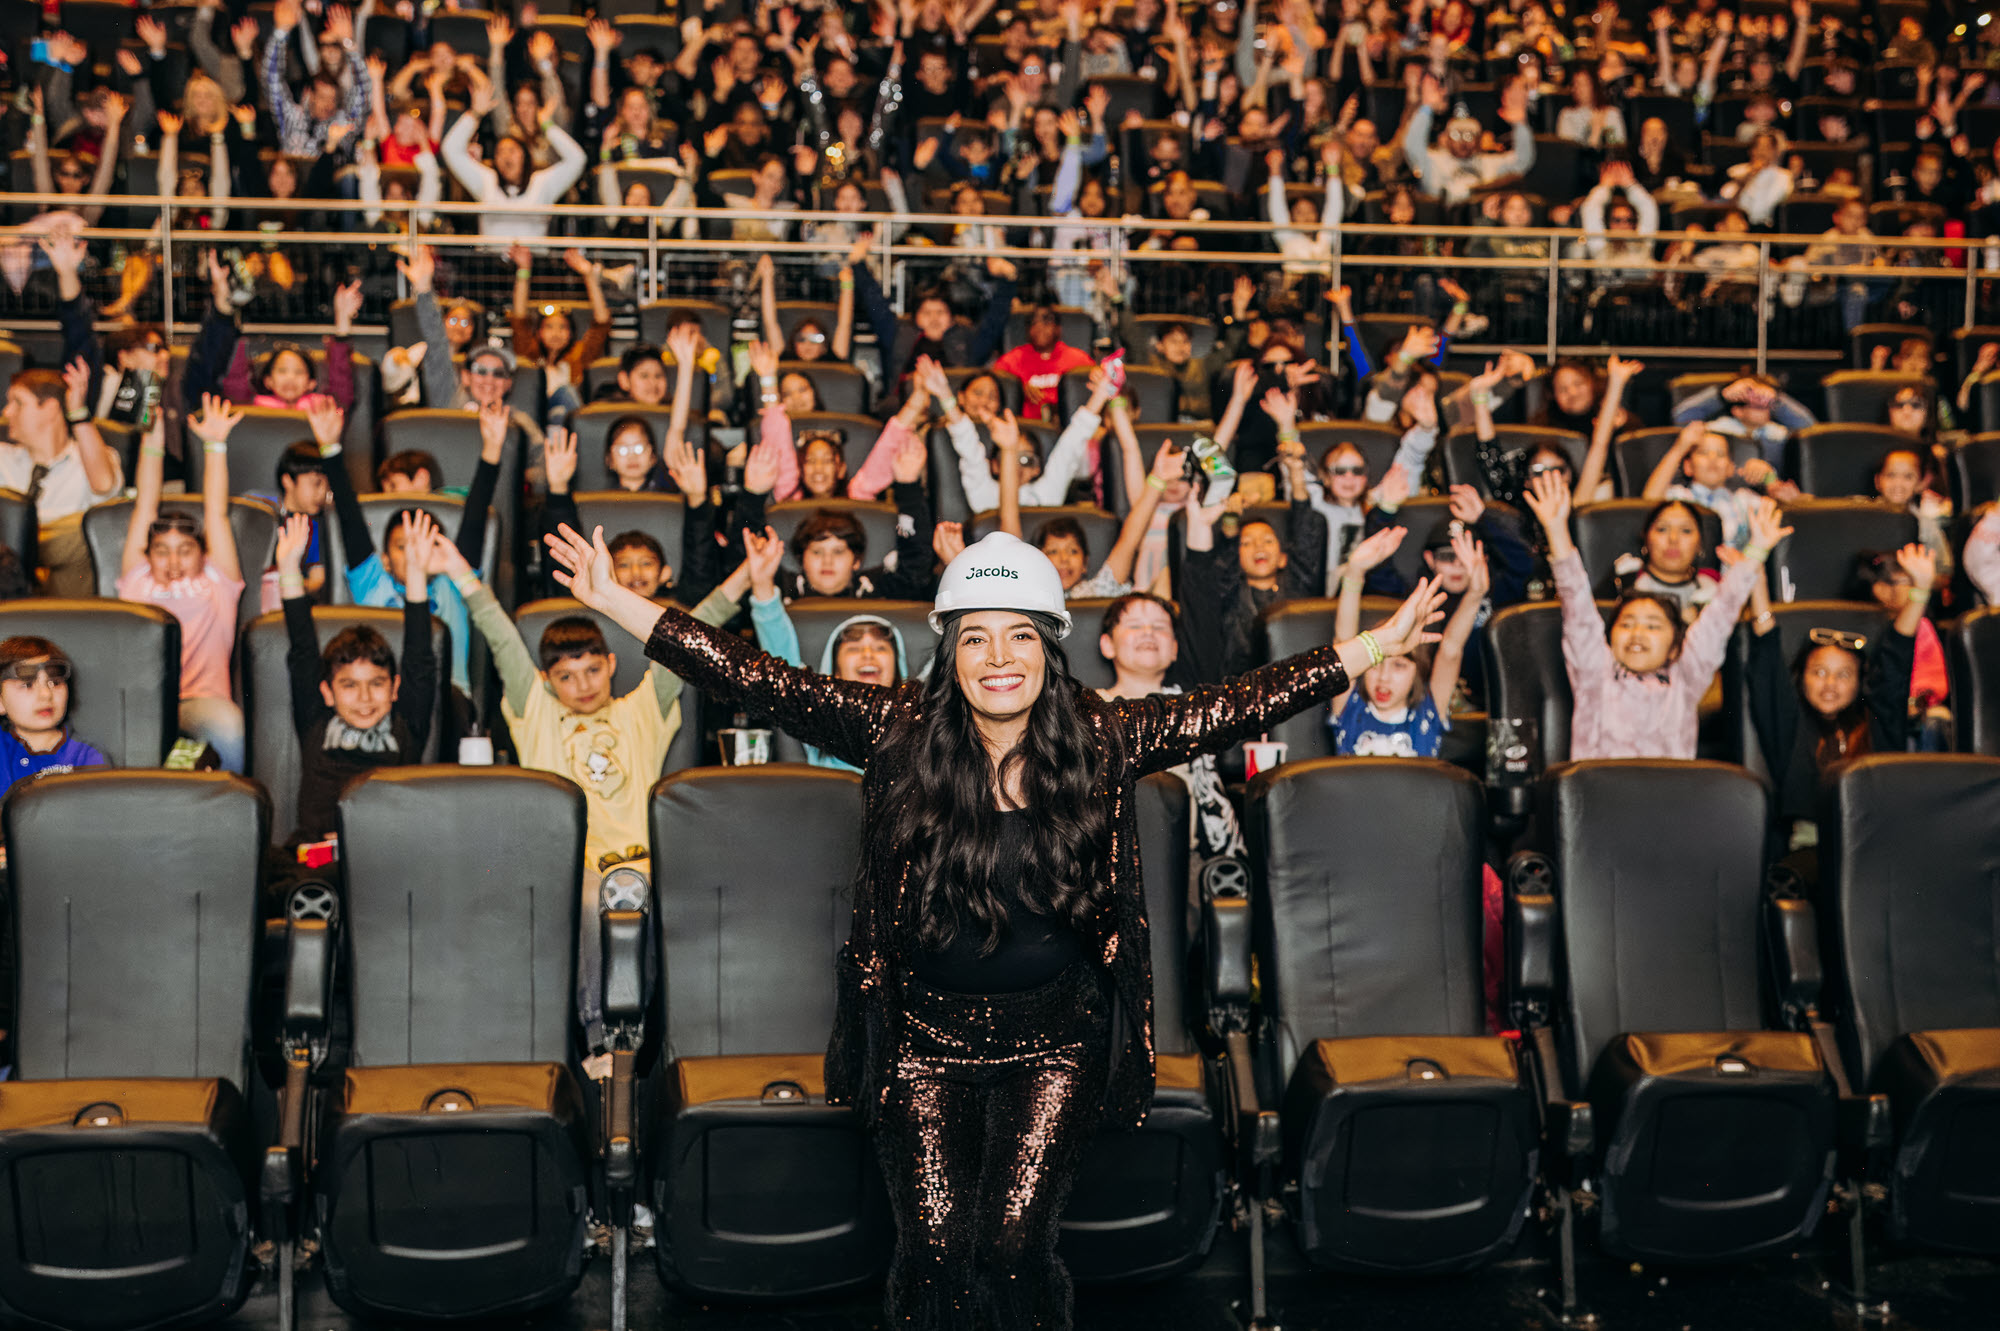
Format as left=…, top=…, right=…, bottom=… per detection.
left=1765, top=893, right=1823, bottom=1029
left=1506, top=854, right=1558, bottom=1028
left=1544, top=1099, right=1595, bottom=1187
left=1840, top=1091, right=1892, bottom=1156
left=1223, top=1028, right=1280, bottom=1173
left=1204, top=893, right=1254, bottom=1024
left=282, top=917, right=333, bottom=1038
left=601, top=909, right=647, bottom=1028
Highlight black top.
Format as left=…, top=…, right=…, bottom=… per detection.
left=909, top=810, right=1086, bottom=994
left=285, top=594, right=437, bottom=844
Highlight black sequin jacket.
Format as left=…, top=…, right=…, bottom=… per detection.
left=643, top=607, right=1352, bottom=1131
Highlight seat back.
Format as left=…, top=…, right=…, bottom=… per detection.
left=1790, top=424, right=1910, bottom=500
left=377, top=407, right=525, bottom=549
left=337, top=767, right=584, bottom=1067
left=650, top=766, right=862, bottom=1057
left=1443, top=426, right=1586, bottom=496
left=0, top=487, right=35, bottom=573
left=1954, top=434, right=2000, bottom=510
left=1947, top=608, right=2000, bottom=755
left=758, top=412, right=886, bottom=483
left=1259, top=597, right=1403, bottom=761
left=1544, top=760, right=1771, bottom=1080
left=0, top=600, right=178, bottom=766
left=1059, top=366, right=1175, bottom=425
left=1822, top=754, right=2000, bottom=1082
left=324, top=493, right=501, bottom=604
left=1769, top=500, right=1917, bottom=602
left=764, top=499, right=901, bottom=573
left=1612, top=428, right=1761, bottom=497
left=182, top=407, right=314, bottom=497
left=512, top=598, right=705, bottom=776
left=242, top=607, right=448, bottom=842
left=1721, top=602, right=1891, bottom=778
left=1821, top=371, right=1931, bottom=426
left=567, top=403, right=680, bottom=493
left=780, top=361, right=871, bottom=416
left=638, top=300, right=733, bottom=355
left=1249, top=759, right=1487, bottom=1084
left=1574, top=499, right=1725, bottom=594
left=6, top=771, right=267, bottom=1083
left=1134, top=773, right=1194, bottom=1056
left=1482, top=600, right=1617, bottom=769
left=1296, top=422, right=1403, bottom=486
left=83, top=496, right=280, bottom=634
left=969, top=506, right=1121, bottom=568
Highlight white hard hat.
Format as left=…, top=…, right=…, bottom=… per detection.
left=929, top=531, right=1072, bottom=638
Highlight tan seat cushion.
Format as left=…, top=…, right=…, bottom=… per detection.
left=341, top=1062, right=579, bottom=1118
left=0, top=1077, right=226, bottom=1130
left=675, top=1054, right=827, bottom=1108
left=1309, top=1035, right=1520, bottom=1087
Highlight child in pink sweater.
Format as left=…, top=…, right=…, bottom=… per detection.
left=1522, top=471, right=1789, bottom=760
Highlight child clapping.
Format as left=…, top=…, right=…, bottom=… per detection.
left=1523, top=471, right=1787, bottom=759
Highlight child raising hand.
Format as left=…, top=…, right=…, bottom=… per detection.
left=1525, top=469, right=1786, bottom=760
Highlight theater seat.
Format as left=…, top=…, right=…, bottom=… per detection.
left=378, top=408, right=526, bottom=555
left=1720, top=602, right=1891, bottom=777
left=646, top=766, right=893, bottom=1298
left=1573, top=499, right=1724, bottom=595
left=751, top=412, right=885, bottom=482
left=241, top=606, right=449, bottom=843
left=317, top=768, right=592, bottom=1321
left=1822, top=754, right=2000, bottom=1253
left=0, top=599, right=179, bottom=766
left=1480, top=600, right=1619, bottom=816
left=1533, top=761, right=1836, bottom=1262
left=1770, top=500, right=1917, bottom=602
left=1946, top=608, right=2000, bottom=755
left=1260, top=596, right=1416, bottom=761
left=763, top=499, right=901, bottom=573
left=0, top=771, right=268, bottom=1331
left=181, top=406, right=312, bottom=498
left=1238, top=759, right=1536, bottom=1274
left=83, top=496, right=280, bottom=634
left=512, top=598, right=705, bottom=775
left=1442, top=426, right=1586, bottom=497
left=566, top=403, right=682, bottom=493
left=1789, top=424, right=1910, bottom=500
left=1062, top=774, right=1223, bottom=1282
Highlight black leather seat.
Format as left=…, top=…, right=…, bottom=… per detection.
left=1573, top=499, right=1725, bottom=594
left=1789, top=424, right=1911, bottom=500
left=83, top=496, right=280, bottom=634
left=764, top=499, right=901, bottom=571
left=0, top=599, right=179, bottom=765
left=1821, top=372, right=1931, bottom=426
left=638, top=300, right=732, bottom=355
left=1260, top=596, right=1427, bottom=761
left=318, top=767, right=592, bottom=1321
left=1480, top=600, right=1618, bottom=814
left=1770, top=501, right=1917, bottom=602
left=1946, top=608, right=2000, bottom=755
left=969, top=506, right=1120, bottom=563
left=780, top=361, right=871, bottom=416
left=1611, top=427, right=1759, bottom=497
left=1297, top=421, right=1404, bottom=482
left=512, top=598, right=705, bottom=775
left=0, top=488, right=34, bottom=573
left=1061, top=772, right=1223, bottom=1281
left=758, top=596, right=937, bottom=753
left=1538, top=760, right=1836, bottom=1262
left=1719, top=602, right=1891, bottom=777
left=0, top=771, right=268, bottom=1331
left=1062, top=597, right=1117, bottom=691
left=241, top=606, right=449, bottom=842
left=751, top=412, right=887, bottom=484
left=926, top=418, right=1057, bottom=526
left=571, top=492, right=689, bottom=586
left=378, top=407, right=526, bottom=553
left=1245, top=759, right=1536, bottom=1272
left=646, top=766, right=893, bottom=1298
left=1058, top=365, right=1175, bottom=424
left=1443, top=426, right=1586, bottom=496
left=567, top=403, right=683, bottom=493
left=1952, top=433, right=2000, bottom=509
left=324, top=492, right=501, bottom=605
left=1821, top=754, right=2000, bottom=1253
left=181, top=406, right=314, bottom=497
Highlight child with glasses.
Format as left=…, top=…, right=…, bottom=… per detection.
left=0, top=639, right=106, bottom=799
left=116, top=397, right=247, bottom=772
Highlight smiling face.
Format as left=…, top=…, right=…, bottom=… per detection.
left=1684, top=432, right=1735, bottom=489
left=959, top=373, right=1000, bottom=421
left=1320, top=443, right=1368, bottom=504
left=1800, top=643, right=1861, bottom=717
left=607, top=424, right=657, bottom=488
left=780, top=372, right=817, bottom=416
left=1551, top=364, right=1596, bottom=417
left=322, top=659, right=398, bottom=732
left=264, top=348, right=316, bottom=403
left=612, top=545, right=667, bottom=596
left=1100, top=599, right=1177, bottom=681
left=799, top=437, right=845, bottom=497
left=1875, top=450, right=1923, bottom=506
left=1887, top=392, right=1928, bottom=438
left=146, top=524, right=205, bottom=584
left=621, top=358, right=668, bottom=405
left=802, top=534, right=858, bottom=595
left=1039, top=533, right=1087, bottom=590
left=915, top=296, right=954, bottom=342
left=0, top=658, right=68, bottom=742
left=952, top=610, right=1047, bottom=730
left=1609, top=598, right=1680, bottom=674
left=1643, top=504, right=1701, bottom=579
left=545, top=651, right=615, bottom=715
left=833, top=624, right=898, bottom=685
left=1237, top=520, right=1286, bottom=587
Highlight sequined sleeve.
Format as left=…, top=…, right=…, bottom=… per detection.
left=1108, top=644, right=1350, bottom=777
left=643, top=603, right=900, bottom=769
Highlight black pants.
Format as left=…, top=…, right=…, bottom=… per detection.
left=877, top=964, right=1111, bottom=1330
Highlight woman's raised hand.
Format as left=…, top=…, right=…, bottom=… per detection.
left=545, top=523, right=616, bottom=610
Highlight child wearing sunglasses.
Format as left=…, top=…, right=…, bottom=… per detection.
left=1744, top=544, right=1932, bottom=855
left=0, top=638, right=106, bottom=800
left=1525, top=470, right=1785, bottom=760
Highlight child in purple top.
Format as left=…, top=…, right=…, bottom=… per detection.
left=1523, top=471, right=1788, bottom=761
left=0, top=637, right=106, bottom=800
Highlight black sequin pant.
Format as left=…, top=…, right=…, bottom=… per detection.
left=877, top=963, right=1111, bottom=1330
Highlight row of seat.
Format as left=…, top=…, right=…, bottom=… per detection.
left=3, top=755, right=1992, bottom=1329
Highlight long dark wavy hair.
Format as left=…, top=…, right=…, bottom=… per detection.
left=875, top=610, right=1111, bottom=954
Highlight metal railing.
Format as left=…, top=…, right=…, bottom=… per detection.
left=3, top=191, right=1987, bottom=377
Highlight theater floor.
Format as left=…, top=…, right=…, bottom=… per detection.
left=220, top=1228, right=2000, bottom=1330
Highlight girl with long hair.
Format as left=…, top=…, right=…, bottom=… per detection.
left=546, top=524, right=1442, bottom=1329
